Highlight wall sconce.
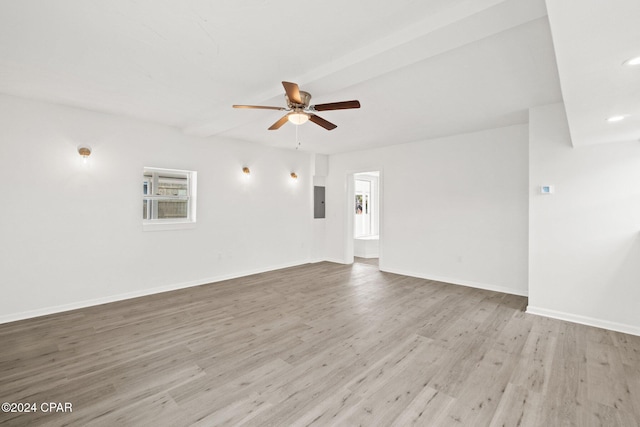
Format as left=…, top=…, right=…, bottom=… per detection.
left=242, top=166, right=250, bottom=175
left=290, top=172, right=298, bottom=180
left=623, top=56, right=640, bottom=67
left=77, top=145, right=92, bottom=163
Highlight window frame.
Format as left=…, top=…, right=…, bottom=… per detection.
left=142, top=167, right=197, bottom=231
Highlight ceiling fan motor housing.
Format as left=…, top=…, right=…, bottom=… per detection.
left=286, top=91, right=312, bottom=109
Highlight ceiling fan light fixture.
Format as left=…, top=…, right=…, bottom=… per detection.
left=288, top=112, right=309, bottom=125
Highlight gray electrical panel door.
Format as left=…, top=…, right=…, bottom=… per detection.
left=314, top=186, right=325, bottom=218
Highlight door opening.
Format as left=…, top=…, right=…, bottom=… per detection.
left=351, top=171, right=380, bottom=267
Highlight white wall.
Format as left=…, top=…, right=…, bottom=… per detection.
left=325, top=124, right=529, bottom=296
left=0, top=94, right=312, bottom=323
left=6, top=93, right=637, bottom=336
left=310, top=154, right=328, bottom=262
left=528, top=103, right=640, bottom=335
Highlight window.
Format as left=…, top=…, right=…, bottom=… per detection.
left=143, top=167, right=196, bottom=231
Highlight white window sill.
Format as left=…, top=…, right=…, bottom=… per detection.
left=142, top=221, right=196, bottom=232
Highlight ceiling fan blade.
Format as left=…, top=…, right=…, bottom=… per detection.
left=268, top=115, right=290, bottom=130
left=309, top=114, right=337, bottom=130
left=233, top=104, right=286, bottom=111
left=282, top=81, right=302, bottom=104
left=312, top=100, right=361, bottom=111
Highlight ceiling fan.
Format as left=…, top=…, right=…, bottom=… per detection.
left=233, top=81, right=360, bottom=131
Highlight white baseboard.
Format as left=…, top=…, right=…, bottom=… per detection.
left=380, top=267, right=529, bottom=297
left=526, top=306, right=640, bottom=337
left=7, top=261, right=637, bottom=338
left=354, top=253, right=379, bottom=259
left=323, top=257, right=351, bottom=265
left=0, top=260, right=310, bottom=325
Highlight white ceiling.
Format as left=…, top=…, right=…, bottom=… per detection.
left=545, top=0, right=640, bottom=147
left=0, top=0, right=634, bottom=154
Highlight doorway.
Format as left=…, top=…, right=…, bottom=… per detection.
left=348, top=171, right=381, bottom=268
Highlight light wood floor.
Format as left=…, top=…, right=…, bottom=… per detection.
left=354, top=257, right=379, bottom=267
left=1, top=262, right=640, bottom=426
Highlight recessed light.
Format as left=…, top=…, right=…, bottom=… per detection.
left=624, top=56, right=640, bottom=66
left=606, top=115, right=627, bottom=123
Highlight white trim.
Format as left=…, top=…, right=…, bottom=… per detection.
left=380, top=266, right=529, bottom=297
left=344, top=168, right=385, bottom=268
left=0, top=260, right=309, bottom=325
left=323, top=257, right=351, bottom=265
left=526, top=306, right=640, bottom=337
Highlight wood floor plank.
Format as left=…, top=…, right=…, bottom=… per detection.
left=509, top=331, right=557, bottom=394
left=586, top=340, right=635, bottom=414
left=389, top=386, right=455, bottom=427
left=1, top=261, right=639, bottom=426
left=489, top=382, right=543, bottom=427
left=441, top=348, right=520, bottom=426
left=611, top=331, right=640, bottom=365
left=340, top=337, right=447, bottom=426
left=623, top=363, right=640, bottom=426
